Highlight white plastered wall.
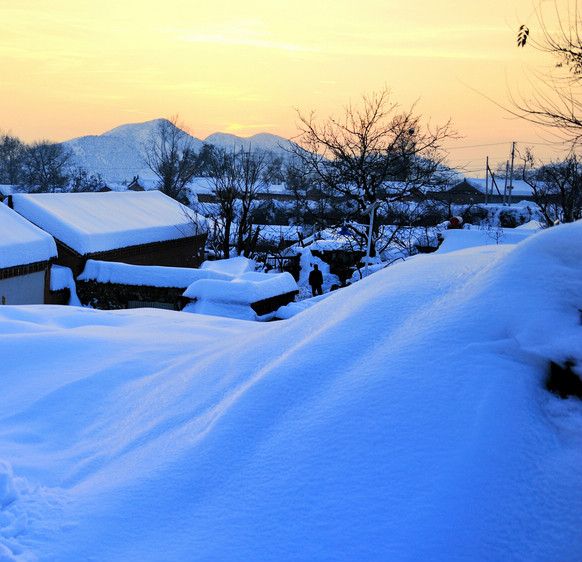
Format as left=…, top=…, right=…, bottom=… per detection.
left=0, top=271, right=46, bottom=305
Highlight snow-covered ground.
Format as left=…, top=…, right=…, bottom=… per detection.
left=0, top=222, right=580, bottom=561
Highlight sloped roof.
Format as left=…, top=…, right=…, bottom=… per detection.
left=463, top=178, right=535, bottom=197
left=12, top=191, right=207, bottom=255
left=0, top=203, right=57, bottom=269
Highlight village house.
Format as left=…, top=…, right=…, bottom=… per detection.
left=438, top=178, right=537, bottom=204
left=74, top=256, right=298, bottom=317
left=9, top=190, right=208, bottom=277
left=75, top=259, right=226, bottom=310
left=0, top=203, right=57, bottom=305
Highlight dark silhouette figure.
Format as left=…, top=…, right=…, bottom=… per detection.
left=308, top=264, right=324, bottom=297
left=546, top=359, right=582, bottom=400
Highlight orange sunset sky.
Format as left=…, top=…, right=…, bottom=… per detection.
left=0, top=0, right=573, bottom=174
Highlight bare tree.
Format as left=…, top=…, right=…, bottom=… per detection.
left=205, top=148, right=238, bottom=259
left=69, top=167, right=108, bottom=192
left=20, top=141, right=72, bottom=193
left=0, top=132, right=25, bottom=185
left=514, top=1, right=582, bottom=143
left=144, top=116, right=199, bottom=203
left=288, top=88, right=456, bottom=254
left=520, top=148, right=582, bottom=224
left=203, top=147, right=268, bottom=258
left=233, top=148, right=268, bottom=256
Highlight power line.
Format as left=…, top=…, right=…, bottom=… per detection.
left=445, top=139, right=567, bottom=151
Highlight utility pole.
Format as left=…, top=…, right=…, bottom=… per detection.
left=487, top=161, right=501, bottom=199
left=503, top=161, right=510, bottom=205
left=485, top=156, right=489, bottom=205
left=508, top=141, right=516, bottom=207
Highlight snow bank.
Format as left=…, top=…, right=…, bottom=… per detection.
left=0, top=222, right=580, bottom=560
left=78, top=260, right=230, bottom=288
left=0, top=204, right=57, bottom=269
left=438, top=225, right=534, bottom=254
left=517, top=219, right=544, bottom=230
left=11, top=191, right=207, bottom=255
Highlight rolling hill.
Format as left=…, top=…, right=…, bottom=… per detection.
left=63, top=119, right=292, bottom=184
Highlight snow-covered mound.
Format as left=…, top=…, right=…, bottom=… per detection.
left=0, top=223, right=581, bottom=561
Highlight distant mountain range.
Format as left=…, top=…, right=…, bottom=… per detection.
left=63, top=119, right=293, bottom=184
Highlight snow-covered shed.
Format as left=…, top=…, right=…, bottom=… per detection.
left=11, top=191, right=208, bottom=276
left=76, top=260, right=230, bottom=310
left=183, top=257, right=299, bottom=320
left=0, top=203, right=57, bottom=304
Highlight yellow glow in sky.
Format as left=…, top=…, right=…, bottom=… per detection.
left=0, top=0, right=570, bottom=172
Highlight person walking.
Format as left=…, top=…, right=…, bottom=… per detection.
left=308, top=264, right=324, bottom=297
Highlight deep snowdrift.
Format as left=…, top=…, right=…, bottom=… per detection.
left=0, top=223, right=581, bottom=561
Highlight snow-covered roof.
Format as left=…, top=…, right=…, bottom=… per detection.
left=200, top=256, right=256, bottom=277
left=463, top=178, right=535, bottom=197
left=188, top=177, right=289, bottom=196
left=11, top=191, right=207, bottom=255
left=78, top=260, right=230, bottom=288
left=184, top=257, right=298, bottom=320
left=0, top=203, right=57, bottom=269
left=256, top=224, right=303, bottom=242
left=184, top=271, right=298, bottom=305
